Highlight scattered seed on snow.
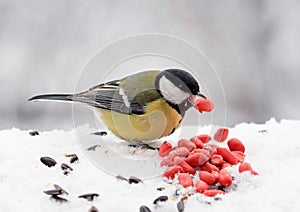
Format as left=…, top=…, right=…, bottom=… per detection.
left=139, top=205, right=151, bottom=212
left=61, top=163, right=73, bottom=171
left=53, top=184, right=68, bottom=195
left=153, top=195, right=168, bottom=204
left=177, top=199, right=185, bottom=212
left=40, top=156, right=57, bottom=168
left=50, top=195, right=68, bottom=203
left=128, top=176, right=143, bottom=184
left=78, top=193, right=99, bottom=201
left=29, top=131, right=39, bottom=136
left=86, top=144, right=101, bottom=151
left=91, top=131, right=108, bottom=136
left=89, top=206, right=99, bottom=212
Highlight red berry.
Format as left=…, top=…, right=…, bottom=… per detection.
left=178, top=139, right=196, bottom=151
left=210, top=154, right=223, bottom=166
left=197, top=134, right=212, bottom=143
left=203, top=189, right=225, bottom=197
left=195, top=180, right=208, bottom=193
left=167, top=147, right=190, bottom=160
left=163, top=165, right=184, bottom=179
left=185, top=153, right=209, bottom=167
left=217, top=147, right=239, bottom=165
left=221, top=162, right=232, bottom=169
left=189, top=137, right=204, bottom=149
left=190, top=149, right=203, bottom=155
left=179, top=160, right=196, bottom=175
left=214, top=128, right=229, bottom=142
left=173, top=156, right=185, bottom=165
left=160, top=158, right=174, bottom=167
left=227, top=138, right=245, bottom=153
left=211, top=171, right=219, bottom=181
left=201, top=162, right=220, bottom=173
left=251, top=170, right=259, bottom=175
left=159, top=141, right=173, bottom=157
left=204, top=144, right=218, bottom=155
left=232, top=151, right=245, bottom=162
left=194, top=98, right=214, bottom=112
left=178, top=173, right=194, bottom=188
left=199, top=171, right=216, bottom=185
left=239, top=162, right=253, bottom=173
left=218, top=169, right=232, bottom=187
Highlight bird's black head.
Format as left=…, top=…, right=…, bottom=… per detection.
left=155, top=69, right=200, bottom=105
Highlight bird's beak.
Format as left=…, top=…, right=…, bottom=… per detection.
left=188, top=92, right=206, bottom=104
left=197, top=92, right=206, bottom=99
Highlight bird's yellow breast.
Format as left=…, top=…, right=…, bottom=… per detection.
left=98, top=99, right=182, bottom=141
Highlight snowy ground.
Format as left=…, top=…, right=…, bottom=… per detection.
left=1, top=119, right=300, bottom=212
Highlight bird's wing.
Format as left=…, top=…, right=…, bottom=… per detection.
left=73, top=80, right=144, bottom=115
left=74, top=71, right=162, bottom=115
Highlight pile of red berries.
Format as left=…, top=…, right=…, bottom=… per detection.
left=159, top=128, right=258, bottom=197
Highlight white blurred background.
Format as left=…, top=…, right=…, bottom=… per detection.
left=1, top=0, right=300, bottom=130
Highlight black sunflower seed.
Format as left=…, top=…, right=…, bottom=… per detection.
left=70, top=155, right=79, bottom=163
left=40, top=156, right=57, bottom=168
left=86, top=144, right=101, bottom=151
left=217, top=185, right=226, bottom=191
left=128, top=176, right=143, bottom=184
left=177, top=200, right=184, bottom=212
left=29, top=131, right=39, bottom=136
left=91, top=131, right=107, bottom=136
left=156, top=187, right=165, bottom=191
left=153, top=195, right=168, bottom=204
left=78, top=193, right=99, bottom=201
left=89, top=206, right=99, bottom=212
left=50, top=195, right=68, bottom=203
left=116, top=175, right=128, bottom=182
left=63, top=171, right=70, bottom=175
left=65, top=153, right=77, bottom=157
left=61, top=163, right=73, bottom=171
left=53, top=184, right=68, bottom=195
left=214, top=197, right=222, bottom=201
left=139, top=205, right=151, bottom=212
left=44, top=189, right=63, bottom=195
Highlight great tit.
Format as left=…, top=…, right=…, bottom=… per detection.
left=29, top=69, right=206, bottom=142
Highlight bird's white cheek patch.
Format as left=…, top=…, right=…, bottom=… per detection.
left=159, top=76, right=190, bottom=104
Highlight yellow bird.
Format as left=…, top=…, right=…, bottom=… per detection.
left=29, top=69, right=205, bottom=142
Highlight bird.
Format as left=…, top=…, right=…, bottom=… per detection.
left=29, top=69, right=206, bottom=142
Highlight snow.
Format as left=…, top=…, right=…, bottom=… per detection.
left=1, top=119, right=300, bottom=212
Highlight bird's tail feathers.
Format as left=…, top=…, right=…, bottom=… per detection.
left=28, top=94, right=73, bottom=102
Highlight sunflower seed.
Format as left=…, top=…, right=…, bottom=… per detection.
left=40, top=156, right=57, bottom=168
left=61, top=163, right=73, bottom=171
left=156, top=187, right=165, bottom=191
left=177, top=200, right=184, bottom=212
left=139, top=205, right=151, bottom=212
left=50, top=195, right=68, bottom=203
left=65, top=153, right=77, bottom=157
left=91, top=131, right=107, bottom=136
left=89, top=206, right=99, bottom=212
left=29, top=131, right=39, bottom=136
left=63, top=171, right=70, bottom=175
left=153, top=195, right=168, bottom=204
left=86, top=144, right=101, bottom=151
left=43, top=189, right=63, bottom=195
left=70, top=155, right=79, bottom=163
left=53, top=184, right=68, bottom=195
left=128, top=176, right=143, bottom=184
left=214, top=197, right=222, bottom=201
left=78, top=193, right=99, bottom=201
left=116, top=175, right=128, bottom=182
